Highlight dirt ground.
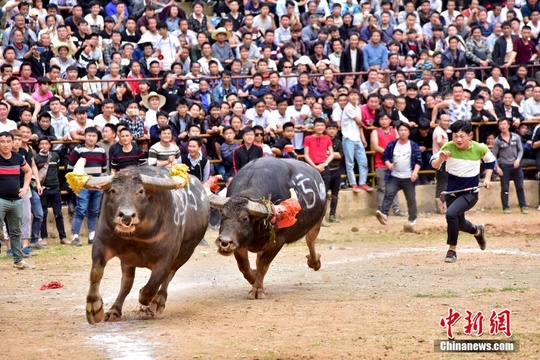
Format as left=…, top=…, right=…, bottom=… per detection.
left=1, top=209, right=539, bottom=360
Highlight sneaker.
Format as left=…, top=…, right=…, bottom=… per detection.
left=320, top=220, right=331, bottom=227
left=409, top=220, right=417, bottom=227
left=351, top=184, right=362, bottom=193
left=71, top=234, right=81, bottom=247
left=60, top=238, right=71, bottom=245
left=393, top=210, right=408, bottom=217
left=474, top=224, right=486, bottom=250
left=329, top=215, right=340, bottom=223
left=6, top=249, right=13, bottom=257
left=503, top=208, right=511, bottom=214
left=445, top=250, right=457, bottom=263
left=88, top=231, right=96, bottom=244
left=13, top=260, right=35, bottom=269
left=521, top=207, right=529, bottom=214
left=375, top=210, right=388, bottom=225
left=358, top=184, right=374, bottom=192
left=30, top=241, right=47, bottom=250
left=22, top=246, right=33, bottom=255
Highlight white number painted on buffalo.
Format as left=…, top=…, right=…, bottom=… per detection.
left=293, top=173, right=324, bottom=209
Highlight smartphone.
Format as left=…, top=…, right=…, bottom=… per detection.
left=35, top=46, right=45, bottom=52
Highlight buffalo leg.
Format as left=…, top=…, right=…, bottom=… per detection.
left=234, top=247, right=256, bottom=284
left=86, top=247, right=113, bottom=325
left=146, top=269, right=177, bottom=316
left=305, top=224, right=322, bottom=271
left=249, top=243, right=284, bottom=300
left=104, top=262, right=136, bottom=322
left=139, top=263, right=171, bottom=306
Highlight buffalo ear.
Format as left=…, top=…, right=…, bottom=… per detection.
left=208, top=194, right=229, bottom=211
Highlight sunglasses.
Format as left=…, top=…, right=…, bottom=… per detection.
left=283, top=66, right=292, bottom=68
left=255, top=133, right=264, bottom=136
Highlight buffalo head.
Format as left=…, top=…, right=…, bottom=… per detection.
left=84, top=169, right=185, bottom=235
left=208, top=194, right=271, bottom=255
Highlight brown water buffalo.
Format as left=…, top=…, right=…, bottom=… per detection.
left=83, top=166, right=209, bottom=324
left=208, top=157, right=326, bottom=299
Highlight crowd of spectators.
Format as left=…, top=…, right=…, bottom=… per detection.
left=2, top=0, right=540, bottom=267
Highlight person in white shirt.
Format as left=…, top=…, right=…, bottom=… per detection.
left=244, top=99, right=271, bottom=129
left=84, top=2, right=104, bottom=33
left=268, top=97, right=290, bottom=134
left=93, top=99, right=119, bottom=129
left=0, top=101, right=17, bottom=132
left=458, top=68, right=485, bottom=93
left=274, top=14, right=292, bottom=47
left=341, top=89, right=373, bottom=192
left=286, top=92, right=311, bottom=152
left=523, top=84, right=540, bottom=120
left=485, top=66, right=511, bottom=91
left=154, top=21, right=182, bottom=71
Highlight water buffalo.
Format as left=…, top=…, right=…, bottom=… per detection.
left=208, top=157, right=326, bottom=299
left=83, top=166, right=209, bottom=324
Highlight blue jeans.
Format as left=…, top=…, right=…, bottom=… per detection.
left=30, top=187, right=43, bottom=243
left=0, top=198, right=23, bottom=263
left=71, top=189, right=103, bottom=235
left=343, top=138, right=368, bottom=186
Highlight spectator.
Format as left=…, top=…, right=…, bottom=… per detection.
left=341, top=89, right=372, bottom=192
left=35, top=137, right=67, bottom=246
left=232, top=126, right=263, bottom=173
left=0, top=131, right=34, bottom=269
left=375, top=121, right=422, bottom=227
left=67, top=127, right=107, bottom=246
left=492, top=118, right=528, bottom=214
left=110, top=128, right=147, bottom=173
left=432, top=114, right=450, bottom=214
left=181, top=136, right=210, bottom=181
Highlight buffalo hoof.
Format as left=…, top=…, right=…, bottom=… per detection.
left=248, top=287, right=265, bottom=300
left=149, top=294, right=166, bottom=316
left=139, top=305, right=157, bottom=318
left=104, top=308, right=122, bottom=322
left=86, top=297, right=104, bottom=325
left=306, top=253, right=321, bottom=271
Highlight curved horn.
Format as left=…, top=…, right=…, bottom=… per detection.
left=208, top=193, right=229, bottom=210
left=246, top=200, right=269, bottom=217
left=140, top=174, right=184, bottom=191
left=84, top=176, right=114, bottom=190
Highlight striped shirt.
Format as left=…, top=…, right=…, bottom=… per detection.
left=148, top=142, right=180, bottom=167
left=110, top=146, right=147, bottom=171
left=431, top=141, right=496, bottom=192
left=0, top=152, right=27, bottom=200
left=68, top=145, right=107, bottom=177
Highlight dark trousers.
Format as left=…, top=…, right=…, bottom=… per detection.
left=380, top=176, right=417, bottom=222
left=40, top=188, right=66, bottom=239
left=500, top=164, right=526, bottom=209
left=329, top=168, right=341, bottom=216
left=445, top=193, right=478, bottom=246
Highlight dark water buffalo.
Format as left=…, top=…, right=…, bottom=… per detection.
left=83, top=166, right=209, bottom=324
left=208, top=157, right=326, bottom=299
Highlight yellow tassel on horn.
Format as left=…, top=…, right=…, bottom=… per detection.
left=169, top=164, right=190, bottom=188
left=65, top=158, right=90, bottom=196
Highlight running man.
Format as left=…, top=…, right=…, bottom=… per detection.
left=430, top=120, right=496, bottom=263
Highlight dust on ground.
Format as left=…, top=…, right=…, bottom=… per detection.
left=1, top=209, right=539, bottom=360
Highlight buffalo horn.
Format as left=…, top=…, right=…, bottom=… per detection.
left=140, top=174, right=184, bottom=191
left=84, top=176, right=113, bottom=190
left=208, top=193, right=229, bottom=210
left=246, top=200, right=270, bottom=217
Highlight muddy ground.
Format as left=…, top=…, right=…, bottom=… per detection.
left=1, top=209, right=539, bottom=360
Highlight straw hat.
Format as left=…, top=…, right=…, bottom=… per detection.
left=142, top=91, right=166, bottom=109
left=211, top=27, right=231, bottom=41
left=52, top=42, right=74, bottom=57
